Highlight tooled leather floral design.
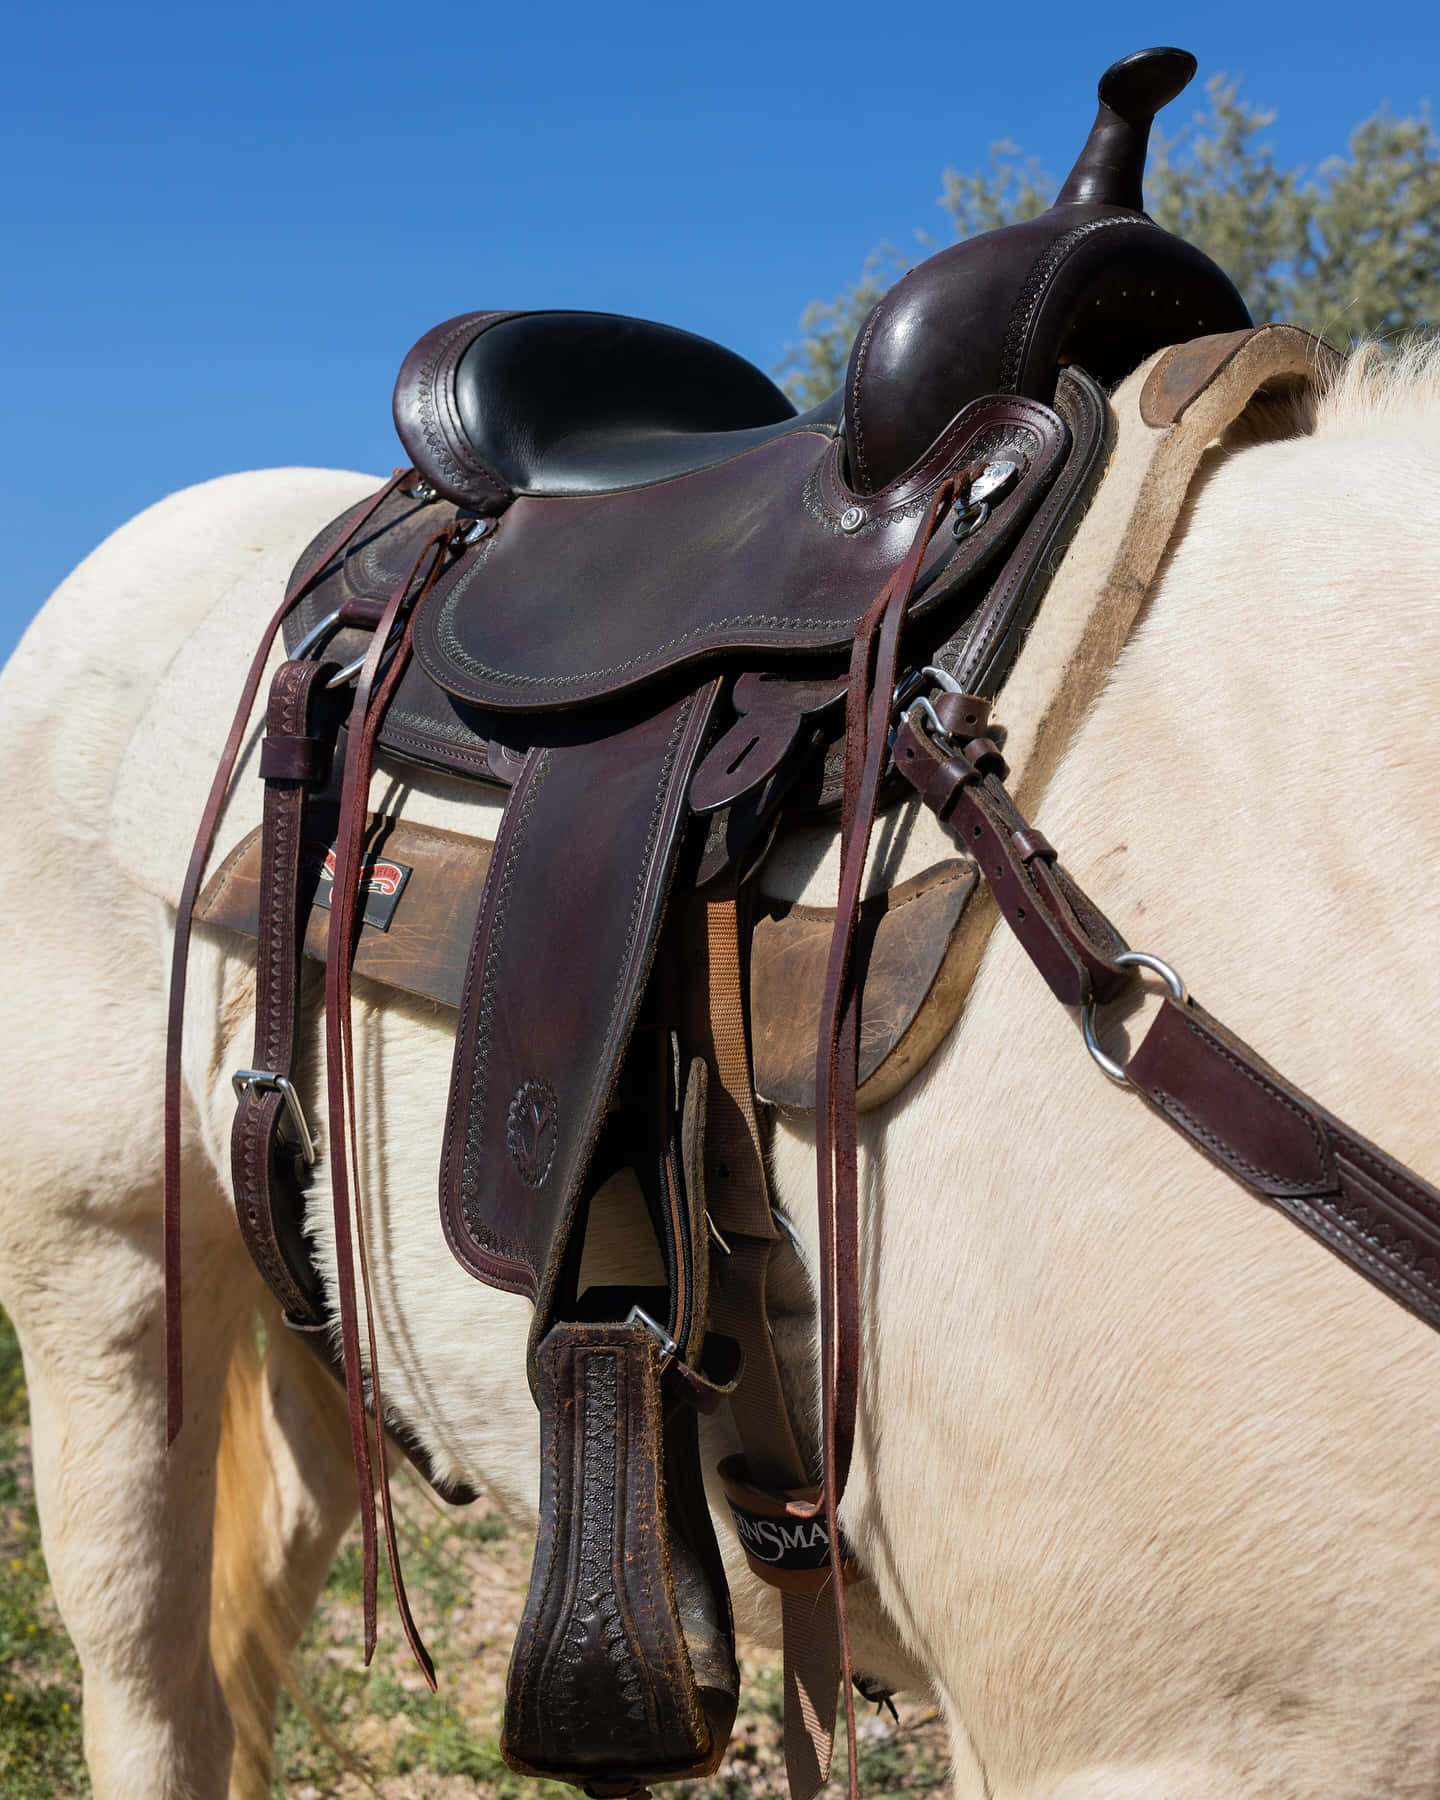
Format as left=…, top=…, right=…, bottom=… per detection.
left=506, top=1077, right=559, bottom=1189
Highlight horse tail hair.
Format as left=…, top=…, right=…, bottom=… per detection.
left=209, top=1307, right=351, bottom=1797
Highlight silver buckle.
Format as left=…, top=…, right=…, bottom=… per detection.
left=625, top=1305, right=678, bottom=1366
left=892, top=664, right=965, bottom=745
left=231, top=1070, right=316, bottom=1164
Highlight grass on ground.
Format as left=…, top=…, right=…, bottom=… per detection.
left=0, top=1306, right=947, bottom=1797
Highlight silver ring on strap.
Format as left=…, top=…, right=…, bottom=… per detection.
left=1080, top=950, right=1188, bottom=1084
left=289, top=607, right=342, bottom=663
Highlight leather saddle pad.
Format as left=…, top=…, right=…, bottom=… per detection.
left=195, top=814, right=978, bottom=1111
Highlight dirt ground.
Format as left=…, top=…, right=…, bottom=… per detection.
left=0, top=1307, right=949, bottom=1799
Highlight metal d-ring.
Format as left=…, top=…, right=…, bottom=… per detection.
left=902, top=694, right=950, bottom=742
left=892, top=663, right=964, bottom=715
left=289, top=608, right=343, bottom=663
left=892, top=665, right=966, bottom=750
left=1080, top=951, right=1189, bottom=1084
left=951, top=497, right=991, bottom=541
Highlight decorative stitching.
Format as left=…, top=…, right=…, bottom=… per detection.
left=1155, top=1012, right=1330, bottom=1190
left=456, top=751, right=549, bottom=1263
left=408, top=314, right=511, bottom=505
left=433, top=587, right=867, bottom=690
left=1330, top=1149, right=1440, bottom=1290
left=998, top=216, right=1150, bottom=392
left=1286, top=1197, right=1440, bottom=1325
left=847, top=305, right=881, bottom=490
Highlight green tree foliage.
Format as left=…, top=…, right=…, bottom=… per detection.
left=776, top=77, right=1440, bottom=403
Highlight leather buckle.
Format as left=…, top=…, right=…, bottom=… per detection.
left=231, top=1069, right=316, bottom=1164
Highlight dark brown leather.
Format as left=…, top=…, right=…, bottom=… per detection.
left=319, top=523, right=465, bottom=1679
left=439, top=688, right=723, bottom=1361
left=412, top=397, right=1068, bottom=714
left=398, top=309, right=805, bottom=502
left=231, top=657, right=338, bottom=1329
left=891, top=717, right=1130, bottom=1006
left=936, top=366, right=1115, bottom=697
left=227, top=680, right=481, bottom=1512
left=841, top=50, right=1249, bottom=493
left=164, top=470, right=409, bottom=1441
left=1127, top=998, right=1440, bottom=1328
left=392, top=312, right=521, bottom=514
left=281, top=486, right=498, bottom=782
left=281, top=375, right=1100, bottom=790
left=503, top=1322, right=737, bottom=1789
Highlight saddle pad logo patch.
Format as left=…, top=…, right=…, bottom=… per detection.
left=507, top=1078, right=559, bottom=1188
left=309, top=845, right=411, bottom=932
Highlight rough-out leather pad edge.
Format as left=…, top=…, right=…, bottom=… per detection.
left=439, top=685, right=722, bottom=1346
left=502, top=1323, right=720, bottom=1782
left=413, top=395, right=1068, bottom=713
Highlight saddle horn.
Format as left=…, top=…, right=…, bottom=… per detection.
left=1055, top=46, right=1196, bottom=211
left=842, top=47, right=1251, bottom=495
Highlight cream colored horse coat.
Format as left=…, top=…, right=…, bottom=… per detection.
left=2, top=349, right=1439, bottom=1799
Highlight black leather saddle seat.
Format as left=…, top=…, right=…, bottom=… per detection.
left=393, top=307, right=842, bottom=511
left=456, top=313, right=844, bottom=493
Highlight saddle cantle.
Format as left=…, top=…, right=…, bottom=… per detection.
left=173, top=45, right=1285, bottom=1800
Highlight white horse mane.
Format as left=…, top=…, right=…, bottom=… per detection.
left=1235, top=331, right=1440, bottom=443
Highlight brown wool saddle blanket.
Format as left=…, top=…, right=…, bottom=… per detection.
left=153, top=45, right=1440, bottom=1800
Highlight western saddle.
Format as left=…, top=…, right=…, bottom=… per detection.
left=163, top=45, right=1440, bottom=1800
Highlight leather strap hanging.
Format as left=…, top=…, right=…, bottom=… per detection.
left=696, top=891, right=843, bottom=1800
left=231, top=658, right=341, bottom=1327
left=164, top=471, right=409, bottom=1441
left=890, top=702, right=1440, bottom=1331
left=796, top=469, right=975, bottom=1799
left=319, top=517, right=467, bottom=1676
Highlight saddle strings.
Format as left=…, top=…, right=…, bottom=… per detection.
left=163, top=470, right=408, bottom=1444
left=162, top=469, right=459, bottom=1678
left=814, top=472, right=968, bottom=1799
left=324, top=519, right=465, bottom=1679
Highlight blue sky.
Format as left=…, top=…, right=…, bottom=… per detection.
left=4, top=0, right=1438, bottom=663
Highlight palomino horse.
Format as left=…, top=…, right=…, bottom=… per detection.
left=2, top=344, right=1439, bottom=1799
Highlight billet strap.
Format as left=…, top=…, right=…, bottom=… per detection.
left=164, top=470, right=410, bottom=1443
left=891, top=707, right=1440, bottom=1334
left=231, top=658, right=339, bottom=1326
left=232, top=661, right=479, bottom=1510
left=697, top=893, right=841, bottom=1800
